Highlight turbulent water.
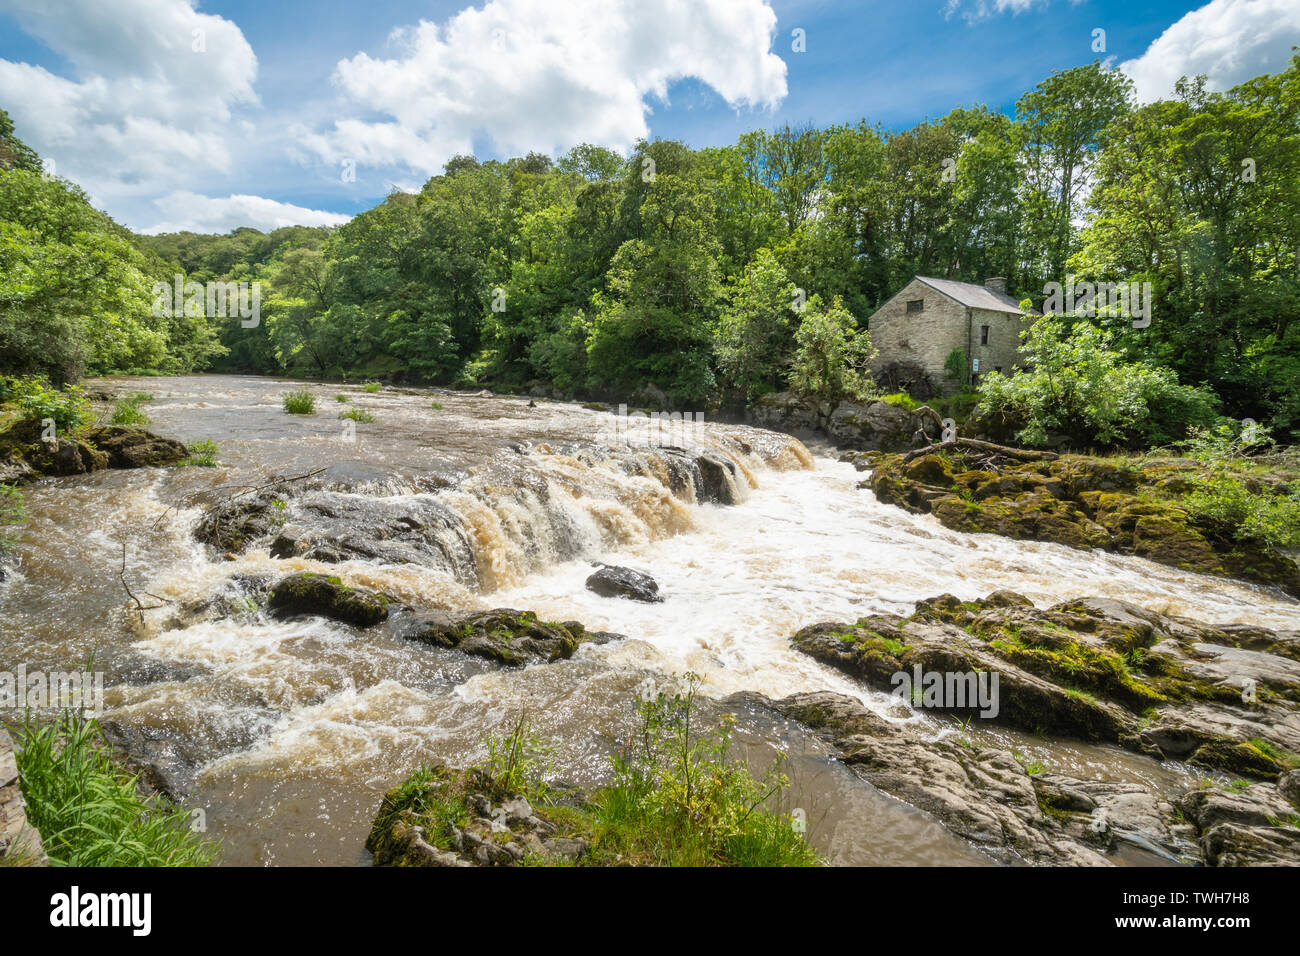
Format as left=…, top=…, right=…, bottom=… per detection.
left=2, top=375, right=1296, bottom=866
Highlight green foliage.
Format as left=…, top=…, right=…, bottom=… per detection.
left=594, top=674, right=820, bottom=866
left=109, top=392, right=151, bottom=426
left=334, top=393, right=349, bottom=403
left=179, top=438, right=220, bottom=467
left=0, top=482, right=26, bottom=551
left=879, top=391, right=920, bottom=410
left=477, top=713, right=553, bottom=798
left=362, top=382, right=382, bottom=393
left=15, top=710, right=220, bottom=866
left=944, top=348, right=971, bottom=388
left=715, top=248, right=797, bottom=401
left=1182, top=474, right=1300, bottom=553
left=430, top=400, right=443, bottom=410
left=281, top=389, right=316, bottom=414
left=6, top=376, right=91, bottom=431
left=338, top=407, right=374, bottom=423
left=789, top=295, right=877, bottom=403
left=977, top=314, right=1219, bottom=447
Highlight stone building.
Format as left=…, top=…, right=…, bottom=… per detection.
left=866, top=276, right=1032, bottom=395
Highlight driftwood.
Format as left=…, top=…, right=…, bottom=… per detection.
left=119, top=542, right=169, bottom=613
left=149, top=465, right=328, bottom=533
left=902, top=437, right=1059, bottom=464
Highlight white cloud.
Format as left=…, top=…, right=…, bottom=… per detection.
left=0, top=0, right=346, bottom=233
left=945, top=0, right=1052, bottom=22
left=303, top=0, right=788, bottom=175
left=141, top=192, right=352, bottom=235
left=1120, top=0, right=1300, bottom=102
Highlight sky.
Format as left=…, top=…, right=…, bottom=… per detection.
left=1, top=0, right=1297, bottom=235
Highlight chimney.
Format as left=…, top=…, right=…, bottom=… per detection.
left=984, top=277, right=1007, bottom=295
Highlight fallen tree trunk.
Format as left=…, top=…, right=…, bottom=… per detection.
left=902, top=437, right=1059, bottom=464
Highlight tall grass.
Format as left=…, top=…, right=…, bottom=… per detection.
left=362, top=382, right=382, bottom=394
left=109, top=392, right=153, bottom=426
left=15, top=711, right=220, bottom=866
left=338, top=407, right=374, bottom=423
left=178, top=438, right=220, bottom=467
left=281, top=390, right=316, bottom=414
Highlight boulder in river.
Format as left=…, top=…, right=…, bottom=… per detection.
left=585, top=565, right=663, bottom=603
left=267, top=572, right=390, bottom=627
left=398, top=608, right=612, bottom=665
left=85, top=426, right=188, bottom=468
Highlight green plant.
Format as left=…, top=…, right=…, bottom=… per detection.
left=109, top=393, right=151, bottom=426
left=430, top=400, right=443, bottom=410
left=944, top=348, right=971, bottom=388
left=334, top=393, right=349, bottom=403
left=6, top=377, right=91, bottom=431
left=1182, top=474, right=1300, bottom=553
left=879, top=392, right=920, bottom=411
left=596, top=674, right=820, bottom=866
left=477, top=713, right=553, bottom=797
left=178, top=438, right=219, bottom=467
left=0, top=482, right=27, bottom=551
left=338, top=407, right=374, bottom=423
left=363, top=382, right=382, bottom=394
left=281, top=390, right=316, bottom=414
left=15, top=710, right=220, bottom=866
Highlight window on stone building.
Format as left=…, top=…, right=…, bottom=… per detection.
left=906, top=299, right=923, bottom=313
left=980, top=324, right=990, bottom=345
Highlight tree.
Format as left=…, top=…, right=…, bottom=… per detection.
left=715, top=249, right=797, bottom=401
left=789, top=295, right=877, bottom=403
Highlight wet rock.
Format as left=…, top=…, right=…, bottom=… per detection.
left=870, top=451, right=1300, bottom=597
left=694, top=453, right=740, bottom=505
left=1177, top=783, right=1300, bottom=866
left=585, top=564, right=663, bottom=603
left=195, top=494, right=287, bottom=553
left=0, top=417, right=107, bottom=481
left=791, top=591, right=1300, bottom=781
left=367, top=766, right=592, bottom=867
left=267, top=572, right=389, bottom=627
left=761, top=690, right=1187, bottom=866
left=748, top=392, right=923, bottom=451
left=84, top=426, right=188, bottom=468
left=397, top=608, right=598, bottom=665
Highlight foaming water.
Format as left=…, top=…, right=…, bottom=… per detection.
left=2, top=375, right=1296, bottom=866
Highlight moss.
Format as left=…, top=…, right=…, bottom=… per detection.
left=267, top=572, right=389, bottom=627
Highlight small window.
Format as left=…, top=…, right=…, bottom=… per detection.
left=980, top=325, right=990, bottom=345
left=906, top=299, right=924, bottom=314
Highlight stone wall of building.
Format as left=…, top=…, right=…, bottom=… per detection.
left=968, top=306, right=1032, bottom=385
left=867, top=278, right=969, bottom=388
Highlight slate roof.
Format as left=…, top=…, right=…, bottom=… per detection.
left=914, top=276, right=1025, bottom=314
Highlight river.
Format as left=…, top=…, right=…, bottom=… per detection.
left=2, top=375, right=1295, bottom=865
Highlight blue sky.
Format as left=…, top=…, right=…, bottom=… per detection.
left=1, top=0, right=1297, bottom=233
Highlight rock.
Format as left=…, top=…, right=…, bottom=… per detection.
left=195, top=495, right=288, bottom=554
left=1279, top=770, right=1300, bottom=807
left=84, top=426, right=188, bottom=468
left=0, top=417, right=107, bottom=480
left=694, top=453, right=741, bottom=505
left=1177, top=783, right=1300, bottom=866
left=748, top=392, right=924, bottom=451
left=585, top=565, right=663, bottom=603
left=397, top=608, right=596, bottom=665
left=267, top=572, right=389, bottom=627
left=870, top=451, right=1300, bottom=597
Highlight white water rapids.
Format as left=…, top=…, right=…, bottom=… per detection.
left=2, top=375, right=1294, bottom=865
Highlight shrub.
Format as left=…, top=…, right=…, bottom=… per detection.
left=179, top=438, right=220, bottom=467
left=879, top=392, right=920, bottom=410
left=362, top=382, right=382, bottom=394
left=790, top=295, right=877, bottom=404
left=977, top=315, right=1219, bottom=448
left=281, top=390, right=316, bottom=414
left=15, top=710, right=220, bottom=866
left=431, top=400, right=443, bottom=410
left=1182, top=474, right=1300, bottom=552
left=338, top=408, right=374, bottom=423
left=6, top=376, right=91, bottom=431
left=334, top=393, right=349, bottom=403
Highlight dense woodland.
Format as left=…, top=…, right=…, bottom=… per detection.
left=2, top=57, right=1299, bottom=442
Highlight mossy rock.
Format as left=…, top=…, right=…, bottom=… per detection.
left=267, top=572, right=389, bottom=627
left=84, top=426, right=188, bottom=468
left=1188, top=740, right=1285, bottom=781
left=399, top=608, right=603, bottom=665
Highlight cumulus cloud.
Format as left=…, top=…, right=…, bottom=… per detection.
left=944, top=0, right=1052, bottom=22
left=0, top=0, right=344, bottom=232
left=1120, top=0, right=1300, bottom=102
left=301, top=0, right=788, bottom=175
left=141, top=192, right=352, bottom=235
